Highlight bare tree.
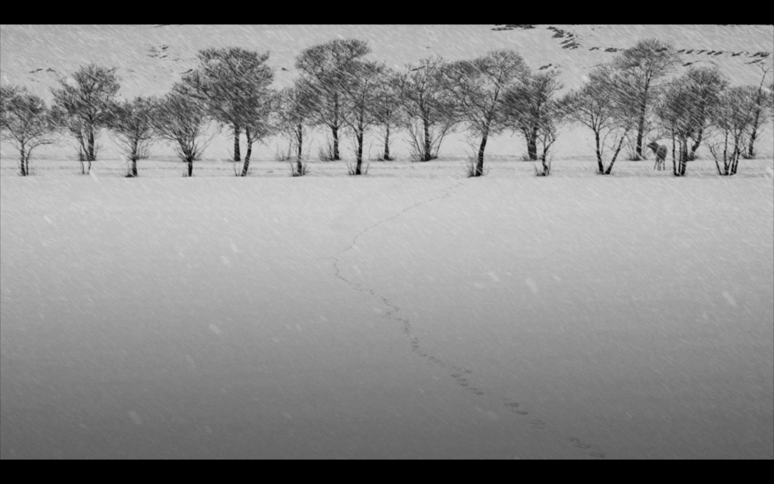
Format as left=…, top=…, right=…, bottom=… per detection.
left=152, top=88, right=211, bottom=177
left=653, top=66, right=728, bottom=176
left=49, top=105, right=88, bottom=171
left=50, top=64, right=120, bottom=173
left=532, top=97, right=569, bottom=177
left=531, top=121, right=558, bottom=177
left=341, top=60, right=385, bottom=175
left=707, top=86, right=760, bottom=175
left=276, top=81, right=316, bottom=176
left=562, top=65, right=639, bottom=175
left=295, top=39, right=371, bottom=161
left=235, top=88, right=278, bottom=176
left=612, top=39, right=681, bottom=159
left=371, top=67, right=406, bottom=161
left=180, top=47, right=274, bottom=176
left=684, top=65, right=729, bottom=160
left=744, top=66, right=771, bottom=158
left=0, top=86, right=56, bottom=176
left=399, top=56, right=459, bottom=162
left=444, top=50, right=529, bottom=176
left=501, top=68, right=563, bottom=161
left=106, top=96, right=157, bottom=177
left=653, top=78, right=688, bottom=175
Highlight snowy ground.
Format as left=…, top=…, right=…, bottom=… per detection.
left=1, top=158, right=772, bottom=459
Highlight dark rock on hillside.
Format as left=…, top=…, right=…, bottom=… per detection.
left=492, top=24, right=536, bottom=31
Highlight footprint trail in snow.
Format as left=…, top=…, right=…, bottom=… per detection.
left=330, top=178, right=606, bottom=459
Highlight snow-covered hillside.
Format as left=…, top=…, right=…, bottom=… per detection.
left=1, top=160, right=772, bottom=458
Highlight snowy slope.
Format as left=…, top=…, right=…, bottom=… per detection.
left=3, top=25, right=772, bottom=98
left=1, top=161, right=772, bottom=458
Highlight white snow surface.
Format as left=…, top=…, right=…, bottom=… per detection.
left=1, top=159, right=773, bottom=459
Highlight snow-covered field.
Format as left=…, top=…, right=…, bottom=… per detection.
left=1, top=158, right=772, bottom=459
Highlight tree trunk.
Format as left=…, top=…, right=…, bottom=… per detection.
left=296, top=124, right=303, bottom=161
left=331, top=125, right=340, bottom=161
left=678, top=139, right=688, bottom=176
left=332, top=95, right=341, bottom=161
left=423, top=114, right=431, bottom=161
left=87, top=128, right=96, bottom=162
left=747, top=109, right=760, bottom=158
left=476, top=133, right=488, bottom=177
left=527, top=128, right=538, bottom=161
left=129, top=141, right=139, bottom=177
left=604, top=133, right=627, bottom=175
left=635, top=102, right=647, bottom=159
left=241, top=128, right=252, bottom=177
left=77, top=136, right=85, bottom=161
left=19, top=148, right=27, bottom=176
left=594, top=131, right=604, bottom=174
left=723, top=134, right=728, bottom=174
left=721, top=134, right=729, bottom=175
left=383, top=125, right=391, bottom=161
left=671, top=131, right=677, bottom=176
left=731, top=139, right=741, bottom=175
left=712, top=154, right=723, bottom=176
left=187, top=157, right=193, bottom=177
left=76, top=136, right=85, bottom=174
left=355, top=129, right=364, bottom=175
left=233, top=125, right=241, bottom=162
left=712, top=134, right=725, bottom=175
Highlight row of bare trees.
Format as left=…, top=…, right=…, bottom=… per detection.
left=2, top=39, right=772, bottom=178
left=0, top=64, right=211, bottom=177
left=655, top=66, right=772, bottom=176
left=560, top=39, right=772, bottom=177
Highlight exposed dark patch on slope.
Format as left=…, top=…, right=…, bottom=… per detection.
left=492, top=25, right=537, bottom=31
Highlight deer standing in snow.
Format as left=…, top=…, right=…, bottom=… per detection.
left=647, top=141, right=668, bottom=171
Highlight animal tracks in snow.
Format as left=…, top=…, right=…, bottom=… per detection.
left=568, top=437, right=606, bottom=459
left=330, top=179, right=606, bottom=459
left=330, top=180, right=486, bottom=394
left=331, top=179, right=464, bottom=370
left=504, top=398, right=606, bottom=458
left=450, top=368, right=485, bottom=396
left=504, top=399, right=529, bottom=416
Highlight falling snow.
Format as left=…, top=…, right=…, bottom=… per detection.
left=1, top=25, right=772, bottom=460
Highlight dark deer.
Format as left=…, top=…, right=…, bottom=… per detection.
left=647, top=141, right=668, bottom=171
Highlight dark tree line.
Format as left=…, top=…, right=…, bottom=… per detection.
left=1, top=38, right=771, bottom=178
